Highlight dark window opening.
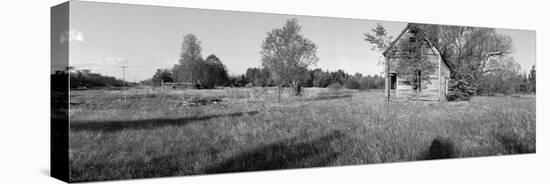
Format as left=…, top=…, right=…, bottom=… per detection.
left=412, top=70, right=422, bottom=91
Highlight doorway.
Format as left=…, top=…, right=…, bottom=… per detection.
left=390, top=73, right=397, bottom=90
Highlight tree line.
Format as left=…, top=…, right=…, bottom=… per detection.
left=147, top=20, right=385, bottom=91
left=478, top=61, right=536, bottom=95
left=59, top=67, right=130, bottom=89
left=148, top=60, right=385, bottom=90
left=233, top=67, right=385, bottom=90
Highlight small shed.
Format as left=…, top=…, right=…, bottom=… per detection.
left=383, top=24, right=451, bottom=101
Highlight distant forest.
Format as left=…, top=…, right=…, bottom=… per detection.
left=141, top=32, right=385, bottom=91
left=52, top=67, right=131, bottom=89
left=144, top=65, right=386, bottom=90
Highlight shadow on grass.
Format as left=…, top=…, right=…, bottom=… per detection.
left=494, top=133, right=535, bottom=154
left=70, top=130, right=349, bottom=182
left=204, top=130, right=348, bottom=174
left=424, top=137, right=456, bottom=160
left=70, top=153, right=187, bottom=182
left=70, top=111, right=259, bottom=132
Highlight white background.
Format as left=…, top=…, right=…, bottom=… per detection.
left=0, top=0, right=547, bottom=183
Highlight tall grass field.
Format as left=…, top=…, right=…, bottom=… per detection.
left=67, top=87, right=535, bottom=182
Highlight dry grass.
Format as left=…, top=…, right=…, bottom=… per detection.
left=67, top=87, right=535, bottom=182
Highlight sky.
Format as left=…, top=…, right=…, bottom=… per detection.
left=51, top=1, right=536, bottom=82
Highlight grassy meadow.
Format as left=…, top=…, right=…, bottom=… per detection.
left=68, top=87, right=535, bottom=182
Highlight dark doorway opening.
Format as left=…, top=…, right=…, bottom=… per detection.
left=390, top=73, right=397, bottom=90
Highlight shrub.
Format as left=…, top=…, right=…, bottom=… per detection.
left=327, top=83, right=343, bottom=91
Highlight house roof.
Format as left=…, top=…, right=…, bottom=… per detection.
left=382, top=23, right=451, bottom=68
left=382, top=24, right=411, bottom=57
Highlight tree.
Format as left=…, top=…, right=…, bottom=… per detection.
left=311, top=69, right=331, bottom=87
left=261, top=19, right=319, bottom=96
left=477, top=56, right=523, bottom=95
left=152, top=69, right=174, bottom=86
left=365, top=23, right=393, bottom=101
left=229, top=74, right=248, bottom=87
left=528, top=65, right=536, bottom=93
left=245, top=67, right=273, bottom=87
left=447, top=72, right=476, bottom=101
left=415, top=24, right=514, bottom=100
left=174, top=34, right=203, bottom=83
left=199, top=54, right=229, bottom=88
left=170, top=35, right=230, bottom=89
left=330, top=69, right=349, bottom=85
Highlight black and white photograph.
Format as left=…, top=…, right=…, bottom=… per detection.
left=48, top=0, right=537, bottom=183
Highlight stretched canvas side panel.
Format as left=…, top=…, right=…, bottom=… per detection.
left=51, top=1, right=70, bottom=182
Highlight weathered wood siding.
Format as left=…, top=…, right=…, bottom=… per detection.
left=438, top=55, right=451, bottom=101
left=386, top=25, right=451, bottom=102
left=391, top=49, right=440, bottom=101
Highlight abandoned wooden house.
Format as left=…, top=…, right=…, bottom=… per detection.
left=383, top=24, right=451, bottom=101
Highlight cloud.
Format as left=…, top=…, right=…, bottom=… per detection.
left=71, top=56, right=127, bottom=71
left=72, top=61, right=104, bottom=70
left=106, top=57, right=124, bottom=62
left=59, top=29, right=85, bottom=43
left=105, top=57, right=127, bottom=66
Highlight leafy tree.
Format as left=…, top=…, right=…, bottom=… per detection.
left=330, top=69, right=349, bottom=85
left=528, top=65, right=536, bottom=93
left=364, top=23, right=393, bottom=58
left=245, top=67, right=273, bottom=87
left=478, top=56, right=523, bottom=95
left=364, top=23, right=393, bottom=101
left=152, top=69, right=174, bottom=86
left=311, top=69, right=331, bottom=87
left=261, top=19, right=319, bottom=96
left=170, top=35, right=229, bottom=89
left=196, top=54, right=229, bottom=88
left=174, top=34, right=203, bottom=83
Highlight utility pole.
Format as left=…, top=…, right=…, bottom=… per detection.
left=120, top=65, right=128, bottom=101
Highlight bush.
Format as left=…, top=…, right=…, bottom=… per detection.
left=327, top=83, right=343, bottom=91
